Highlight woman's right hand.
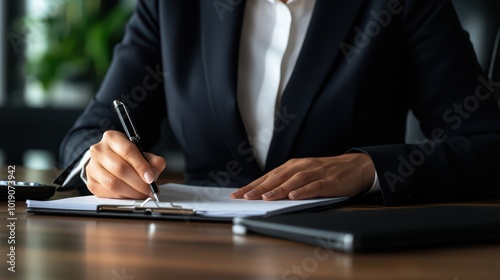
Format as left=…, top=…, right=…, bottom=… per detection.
left=85, top=130, right=167, bottom=199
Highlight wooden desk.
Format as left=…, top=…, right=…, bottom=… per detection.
left=1, top=168, right=500, bottom=280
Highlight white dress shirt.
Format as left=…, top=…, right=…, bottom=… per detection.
left=237, top=0, right=316, bottom=169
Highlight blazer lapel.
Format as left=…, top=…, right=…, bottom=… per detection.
left=265, top=0, right=366, bottom=171
left=199, top=1, right=262, bottom=178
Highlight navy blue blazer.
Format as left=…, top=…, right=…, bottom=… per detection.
left=56, top=0, right=500, bottom=205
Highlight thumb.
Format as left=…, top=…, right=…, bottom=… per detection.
left=143, top=152, right=167, bottom=179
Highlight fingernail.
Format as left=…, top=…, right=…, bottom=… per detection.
left=244, top=190, right=257, bottom=199
left=289, top=190, right=299, bottom=199
left=230, top=189, right=242, bottom=197
left=144, top=171, right=155, bottom=184
left=262, top=191, right=275, bottom=199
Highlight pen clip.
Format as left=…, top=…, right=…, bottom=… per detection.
left=113, top=100, right=140, bottom=142
left=139, top=197, right=183, bottom=209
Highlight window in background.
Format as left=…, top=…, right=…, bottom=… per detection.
left=0, top=0, right=134, bottom=169
left=24, top=0, right=134, bottom=108
left=24, top=0, right=61, bottom=107
left=24, top=150, right=54, bottom=170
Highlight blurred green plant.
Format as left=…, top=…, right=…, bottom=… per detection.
left=26, top=0, right=133, bottom=92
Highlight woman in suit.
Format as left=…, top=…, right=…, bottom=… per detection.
left=56, top=0, right=500, bottom=205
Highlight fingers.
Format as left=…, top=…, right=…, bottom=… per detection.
left=231, top=159, right=307, bottom=200
left=248, top=164, right=328, bottom=201
left=229, top=172, right=269, bottom=199
left=86, top=130, right=167, bottom=199
left=229, top=165, right=288, bottom=199
left=266, top=171, right=327, bottom=200
left=105, top=131, right=157, bottom=184
left=286, top=180, right=331, bottom=200
left=231, top=154, right=376, bottom=201
left=86, top=160, right=147, bottom=199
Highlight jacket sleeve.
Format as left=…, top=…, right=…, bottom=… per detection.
left=360, top=0, right=500, bottom=205
left=55, top=0, right=166, bottom=187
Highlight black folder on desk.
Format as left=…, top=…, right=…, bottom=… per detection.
left=233, top=206, right=500, bottom=252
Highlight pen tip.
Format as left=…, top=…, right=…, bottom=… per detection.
left=153, top=193, right=160, bottom=203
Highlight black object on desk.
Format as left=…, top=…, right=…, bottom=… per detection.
left=1, top=181, right=56, bottom=201
left=233, top=206, right=500, bottom=252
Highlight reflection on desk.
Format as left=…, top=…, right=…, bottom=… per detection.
left=1, top=167, right=500, bottom=280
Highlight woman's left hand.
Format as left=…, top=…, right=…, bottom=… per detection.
left=230, top=153, right=376, bottom=200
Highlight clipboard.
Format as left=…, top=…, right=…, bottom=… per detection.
left=26, top=183, right=348, bottom=222
left=27, top=196, right=213, bottom=222
left=27, top=202, right=230, bottom=222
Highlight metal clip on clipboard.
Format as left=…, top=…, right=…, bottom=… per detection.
left=97, top=198, right=196, bottom=216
